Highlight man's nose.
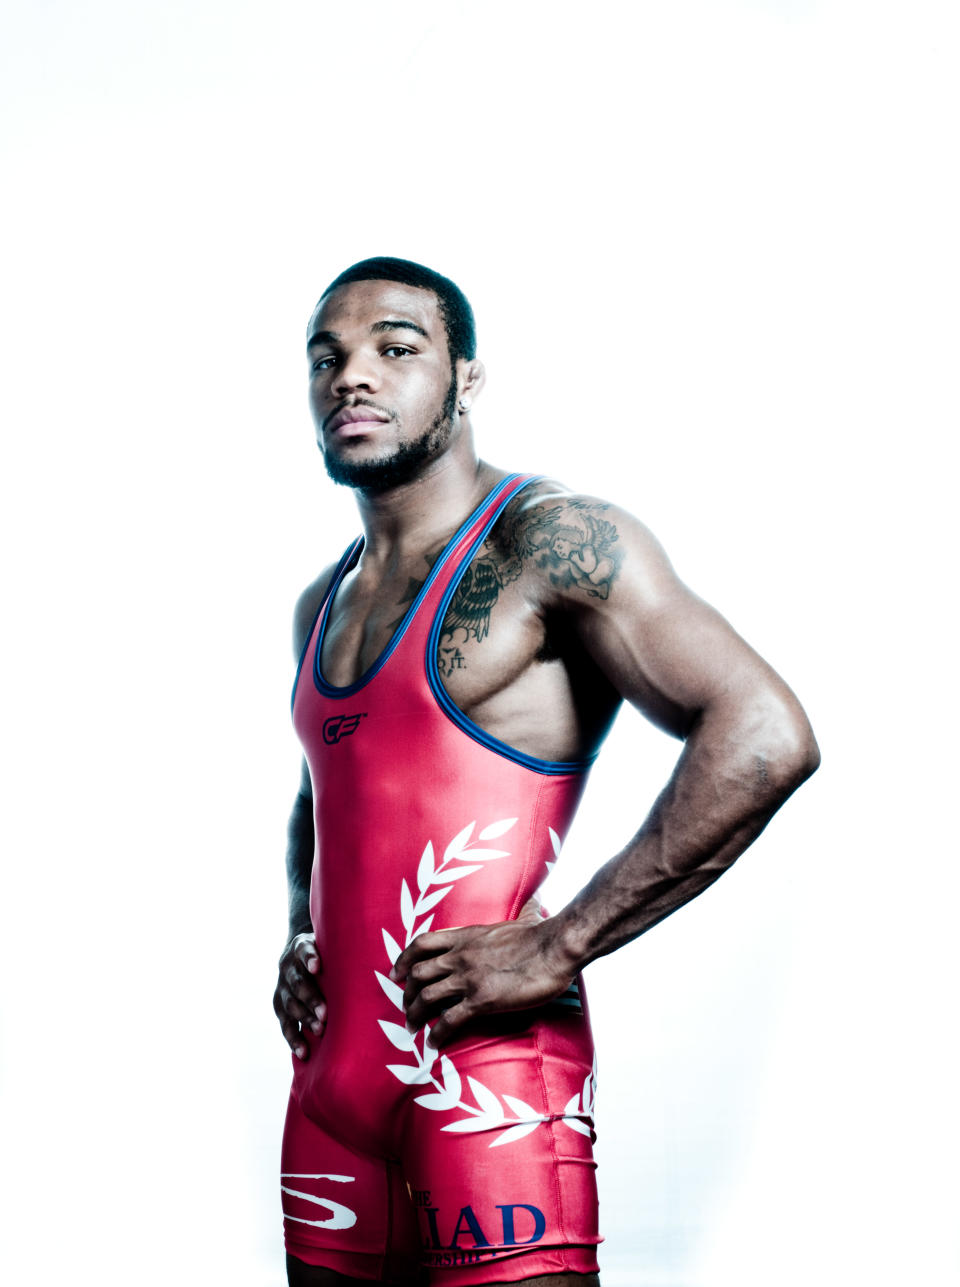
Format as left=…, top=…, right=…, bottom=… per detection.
left=332, top=350, right=379, bottom=397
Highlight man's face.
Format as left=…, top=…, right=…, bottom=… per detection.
left=306, top=280, right=459, bottom=491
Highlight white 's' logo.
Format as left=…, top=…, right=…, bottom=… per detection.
left=281, top=1172, right=358, bottom=1230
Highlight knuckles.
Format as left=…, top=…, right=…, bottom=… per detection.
left=409, top=931, right=442, bottom=951
left=400, top=931, right=448, bottom=964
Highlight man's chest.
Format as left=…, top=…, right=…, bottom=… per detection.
left=319, top=543, right=545, bottom=713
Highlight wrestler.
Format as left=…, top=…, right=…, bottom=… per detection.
left=273, top=258, right=819, bottom=1285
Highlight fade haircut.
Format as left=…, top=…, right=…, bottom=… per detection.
left=318, top=257, right=477, bottom=365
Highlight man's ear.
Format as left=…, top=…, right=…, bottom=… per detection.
left=456, top=359, right=486, bottom=412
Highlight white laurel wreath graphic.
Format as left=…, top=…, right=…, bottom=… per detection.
left=374, top=817, right=595, bottom=1148
left=561, top=1052, right=598, bottom=1136
left=546, top=825, right=561, bottom=874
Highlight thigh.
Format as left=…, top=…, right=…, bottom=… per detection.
left=398, top=1032, right=601, bottom=1284
left=282, top=1088, right=422, bottom=1282
left=286, top=1252, right=428, bottom=1287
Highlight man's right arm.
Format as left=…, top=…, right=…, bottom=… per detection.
left=272, top=757, right=326, bottom=1060
left=272, top=569, right=336, bottom=1060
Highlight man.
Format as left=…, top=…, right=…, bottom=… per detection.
left=273, top=257, right=819, bottom=1286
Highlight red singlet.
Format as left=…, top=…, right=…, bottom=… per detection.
left=283, top=475, right=601, bottom=1282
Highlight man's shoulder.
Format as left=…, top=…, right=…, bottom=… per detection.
left=292, top=559, right=343, bottom=659
left=493, top=476, right=649, bottom=607
left=502, top=475, right=631, bottom=526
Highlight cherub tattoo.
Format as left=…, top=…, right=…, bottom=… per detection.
left=502, top=500, right=622, bottom=601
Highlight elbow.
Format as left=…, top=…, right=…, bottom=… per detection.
left=753, top=692, right=821, bottom=798
left=799, top=726, right=822, bottom=779
left=746, top=689, right=818, bottom=797
left=780, top=726, right=821, bottom=790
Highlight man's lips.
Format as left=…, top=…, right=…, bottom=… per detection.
left=325, top=405, right=392, bottom=435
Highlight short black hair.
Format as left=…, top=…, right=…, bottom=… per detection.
left=318, top=257, right=476, bottom=364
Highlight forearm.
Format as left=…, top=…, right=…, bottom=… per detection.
left=285, top=789, right=315, bottom=944
left=276, top=787, right=325, bottom=1056
left=550, top=693, right=820, bottom=971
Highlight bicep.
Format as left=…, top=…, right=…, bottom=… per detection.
left=291, top=571, right=337, bottom=801
left=571, top=518, right=797, bottom=737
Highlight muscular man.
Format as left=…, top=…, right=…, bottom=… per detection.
left=273, top=257, right=819, bottom=1286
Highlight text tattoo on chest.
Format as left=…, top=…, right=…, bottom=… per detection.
left=391, top=501, right=623, bottom=677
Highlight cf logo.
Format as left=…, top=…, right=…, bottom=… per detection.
left=323, top=713, right=367, bottom=745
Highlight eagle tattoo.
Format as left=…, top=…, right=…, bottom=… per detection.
left=410, top=498, right=622, bottom=676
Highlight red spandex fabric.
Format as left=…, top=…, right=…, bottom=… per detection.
left=283, top=474, right=601, bottom=1282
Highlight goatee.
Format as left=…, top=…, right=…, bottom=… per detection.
left=322, top=377, right=458, bottom=493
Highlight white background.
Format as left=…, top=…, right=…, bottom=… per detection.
left=1, top=2, right=957, bottom=1284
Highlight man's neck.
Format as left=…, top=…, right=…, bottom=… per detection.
left=353, top=446, right=501, bottom=561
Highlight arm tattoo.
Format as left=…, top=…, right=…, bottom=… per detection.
left=396, top=498, right=623, bottom=675
left=502, top=500, right=622, bottom=602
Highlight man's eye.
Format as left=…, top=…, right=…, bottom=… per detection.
left=312, top=356, right=336, bottom=372
left=383, top=346, right=413, bottom=358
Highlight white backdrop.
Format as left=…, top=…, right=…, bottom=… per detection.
left=1, top=2, right=957, bottom=1284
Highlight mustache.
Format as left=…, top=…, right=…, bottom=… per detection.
left=323, top=398, right=395, bottom=433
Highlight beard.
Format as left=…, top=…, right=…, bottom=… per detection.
left=322, top=376, right=459, bottom=493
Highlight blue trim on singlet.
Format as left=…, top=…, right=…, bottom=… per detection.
left=290, top=537, right=364, bottom=713
left=425, top=478, right=598, bottom=777
left=309, top=475, right=526, bottom=700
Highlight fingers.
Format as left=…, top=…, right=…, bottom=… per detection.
left=273, top=979, right=327, bottom=1053
left=275, top=933, right=327, bottom=1056
left=281, top=955, right=326, bottom=1014
left=277, top=976, right=327, bottom=1030
left=403, top=970, right=466, bottom=1034
left=391, top=929, right=459, bottom=983
left=396, top=920, right=567, bottom=1048
left=423, top=999, right=473, bottom=1050
left=273, top=988, right=310, bottom=1060
left=400, top=952, right=450, bottom=1008
left=294, top=934, right=322, bottom=976
left=394, top=926, right=501, bottom=1039
left=280, top=934, right=325, bottom=1006
left=400, top=944, right=489, bottom=1041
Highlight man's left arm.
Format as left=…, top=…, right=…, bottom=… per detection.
left=394, top=502, right=820, bottom=1047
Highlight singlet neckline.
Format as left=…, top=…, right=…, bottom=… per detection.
left=311, top=474, right=525, bottom=699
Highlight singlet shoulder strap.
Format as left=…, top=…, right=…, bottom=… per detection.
left=290, top=535, right=363, bottom=710
left=307, top=474, right=539, bottom=699
left=368, top=472, right=541, bottom=656
left=416, top=472, right=540, bottom=606
left=423, top=473, right=597, bottom=775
